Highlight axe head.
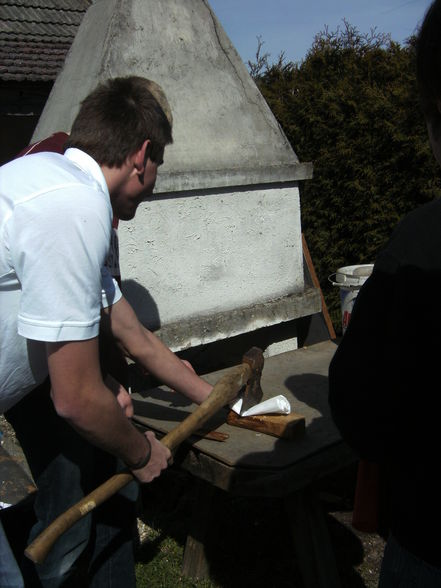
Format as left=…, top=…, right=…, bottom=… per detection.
left=240, top=347, right=264, bottom=414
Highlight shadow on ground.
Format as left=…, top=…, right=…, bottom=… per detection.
left=136, top=463, right=385, bottom=587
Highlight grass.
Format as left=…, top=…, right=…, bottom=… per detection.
left=135, top=536, right=213, bottom=587
left=135, top=469, right=215, bottom=587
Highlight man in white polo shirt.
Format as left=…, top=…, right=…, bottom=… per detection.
left=0, top=76, right=212, bottom=587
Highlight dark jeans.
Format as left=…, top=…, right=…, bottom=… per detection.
left=379, top=535, right=441, bottom=587
left=0, top=519, right=24, bottom=588
left=5, top=379, right=138, bottom=588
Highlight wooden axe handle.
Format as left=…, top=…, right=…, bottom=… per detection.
left=24, top=362, right=251, bottom=564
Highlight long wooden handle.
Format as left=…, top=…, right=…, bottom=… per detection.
left=24, top=363, right=251, bottom=564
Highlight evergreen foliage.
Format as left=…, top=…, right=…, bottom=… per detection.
left=250, top=22, right=441, bottom=330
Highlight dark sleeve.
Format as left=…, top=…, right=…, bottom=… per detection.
left=328, top=268, right=394, bottom=461
left=329, top=245, right=441, bottom=464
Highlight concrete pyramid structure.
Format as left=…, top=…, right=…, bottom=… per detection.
left=34, top=0, right=318, bottom=351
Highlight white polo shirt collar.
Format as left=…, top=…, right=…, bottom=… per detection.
left=64, top=148, right=109, bottom=197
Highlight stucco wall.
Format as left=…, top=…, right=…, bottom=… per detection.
left=120, top=184, right=304, bottom=329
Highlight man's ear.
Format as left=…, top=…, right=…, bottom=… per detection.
left=133, top=139, right=151, bottom=174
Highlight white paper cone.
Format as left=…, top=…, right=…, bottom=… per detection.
left=230, top=394, right=291, bottom=417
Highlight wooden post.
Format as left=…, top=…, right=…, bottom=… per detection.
left=302, top=234, right=336, bottom=340
left=284, top=488, right=341, bottom=588
left=181, top=478, right=217, bottom=579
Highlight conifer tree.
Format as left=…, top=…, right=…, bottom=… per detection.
left=251, top=22, right=441, bottom=330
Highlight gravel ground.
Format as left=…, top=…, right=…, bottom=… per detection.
left=1, top=415, right=31, bottom=475
left=327, top=509, right=385, bottom=587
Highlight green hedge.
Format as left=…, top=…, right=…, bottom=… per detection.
left=252, top=22, right=441, bottom=331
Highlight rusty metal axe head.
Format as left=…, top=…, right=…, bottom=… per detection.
left=240, top=347, right=264, bottom=414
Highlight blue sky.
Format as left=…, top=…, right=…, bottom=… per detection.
left=209, top=0, right=433, bottom=66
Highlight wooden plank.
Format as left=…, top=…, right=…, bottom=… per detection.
left=176, top=440, right=356, bottom=497
left=302, top=233, right=336, bottom=340
left=132, top=340, right=340, bottom=470
left=182, top=479, right=216, bottom=579
left=226, top=410, right=305, bottom=439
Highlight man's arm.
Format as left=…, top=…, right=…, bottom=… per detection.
left=101, top=296, right=212, bottom=404
left=47, top=337, right=171, bottom=483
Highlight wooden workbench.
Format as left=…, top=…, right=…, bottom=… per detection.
left=132, top=340, right=355, bottom=587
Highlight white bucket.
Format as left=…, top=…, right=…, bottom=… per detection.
left=329, top=264, right=374, bottom=333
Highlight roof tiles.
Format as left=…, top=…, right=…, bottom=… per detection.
left=0, top=0, right=91, bottom=81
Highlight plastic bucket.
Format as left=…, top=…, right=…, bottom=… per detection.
left=329, top=264, right=374, bottom=333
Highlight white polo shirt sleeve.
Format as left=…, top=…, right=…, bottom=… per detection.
left=9, top=183, right=119, bottom=342
left=101, top=267, right=122, bottom=309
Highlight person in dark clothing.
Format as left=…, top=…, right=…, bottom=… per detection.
left=329, top=1, right=441, bottom=585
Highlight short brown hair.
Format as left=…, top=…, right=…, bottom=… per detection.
left=65, top=76, right=173, bottom=167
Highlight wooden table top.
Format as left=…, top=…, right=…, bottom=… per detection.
left=132, top=340, right=352, bottom=478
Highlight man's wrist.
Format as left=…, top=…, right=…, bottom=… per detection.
left=126, top=435, right=151, bottom=470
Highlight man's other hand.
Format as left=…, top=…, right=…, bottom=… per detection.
left=132, top=431, right=171, bottom=483
left=104, top=374, right=133, bottom=418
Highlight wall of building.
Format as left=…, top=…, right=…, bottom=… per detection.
left=120, top=184, right=304, bottom=327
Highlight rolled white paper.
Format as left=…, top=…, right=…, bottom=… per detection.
left=230, top=394, right=291, bottom=417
